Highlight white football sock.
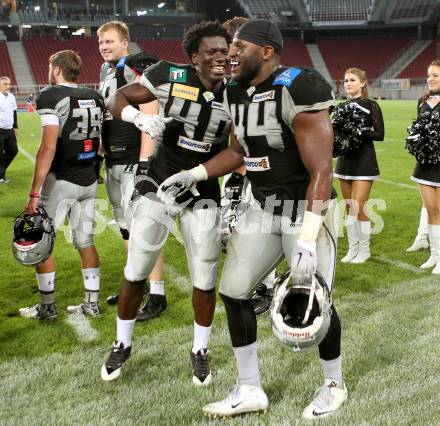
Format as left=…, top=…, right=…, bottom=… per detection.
left=150, top=280, right=165, bottom=296
left=192, top=321, right=211, bottom=353
left=320, top=356, right=343, bottom=384
left=36, top=272, right=55, bottom=304
left=82, top=267, right=100, bottom=291
left=233, top=342, right=261, bottom=387
left=117, top=317, right=136, bottom=348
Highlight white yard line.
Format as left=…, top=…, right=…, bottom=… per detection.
left=378, top=178, right=418, bottom=191
left=373, top=256, right=425, bottom=274
left=65, top=314, right=99, bottom=342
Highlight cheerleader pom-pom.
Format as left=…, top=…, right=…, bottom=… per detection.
left=332, top=102, right=367, bottom=157
left=405, top=110, right=440, bottom=165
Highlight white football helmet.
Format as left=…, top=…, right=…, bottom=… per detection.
left=12, top=208, right=55, bottom=266
left=270, top=269, right=332, bottom=353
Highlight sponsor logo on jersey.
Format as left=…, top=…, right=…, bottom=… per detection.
left=203, top=91, right=215, bottom=102
left=273, top=67, right=302, bottom=86
left=169, top=67, right=187, bottom=82
left=244, top=156, right=271, bottom=171
left=78, top=151, right=96, bottom=160
left=83, top=139, right=93, bottom=152
left=247, top=86, right=255, bottom=96
left=171, top=84, right=200, bottom=102
left=177, top=135, right=211, bottom=153
left=211, top=101, right=224, bottom=110
left=252, top=90, right=275, bottom=103
left=78, top=99, right=96, bottom=109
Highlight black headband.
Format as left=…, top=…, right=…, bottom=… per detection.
left=235, top=20, right=283, bottom=54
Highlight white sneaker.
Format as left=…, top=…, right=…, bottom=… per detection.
left=203, top=384, right=268, bottom=418
left=432, top=261, right=440, bottom=275
left=302, top=379, right=348, bottom=419
left=340, top=248, right=359, bottom=263
left=420, top=255, right=439, bottom=269
left=350, top=250, right=371, bottom=264
left=406, top=235, right=429, bottom=252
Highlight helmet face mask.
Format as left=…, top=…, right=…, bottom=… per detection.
left=271, top=269, right=332, bottom=353
left=12, top=208, right=55, bottom=267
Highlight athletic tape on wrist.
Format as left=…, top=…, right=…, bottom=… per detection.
left=189, top=164, right=208, bottom=182
left=121, top=105, right=140, bottom=123
left=299, top=211, right=324, bottom=244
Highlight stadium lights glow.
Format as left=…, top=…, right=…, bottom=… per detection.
left=226, top=8, right=230, bottom=11
left=137, top=10, right=147, bottom=16
left=72, top=28, right=85, bottom=35
left=34, top=6, right=40, bottom=11
left=158, top=2, right=165, bottom=8
left=59, top=25, right=68, bottom=29
left=22, top=24, right=32, bottom=28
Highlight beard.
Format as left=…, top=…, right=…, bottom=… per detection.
left=236, top=55, right=261, bottom=85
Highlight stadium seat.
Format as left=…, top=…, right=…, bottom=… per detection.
left=317, top=36, right=415, bottom=80
left=398, top=38, right=440, bottom=78
left=136, top=39, right=189, bottom=64
left=23, top=37, right=102, bottom=85
left=0, top=41, right=17, bottom=85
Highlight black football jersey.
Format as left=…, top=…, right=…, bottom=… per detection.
left=36, top=85, right=104, bottom=186
left=223, top=67, right=335, bottom=215
left=139, top=61, right=231, bottom=205
left=100, top=55, right=142, bottom=166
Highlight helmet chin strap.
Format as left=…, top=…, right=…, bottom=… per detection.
left=302, top=276, right=316, bottom=325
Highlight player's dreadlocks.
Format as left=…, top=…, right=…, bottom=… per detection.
left=182, top=21, right=232, bottom=60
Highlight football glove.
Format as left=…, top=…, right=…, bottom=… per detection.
left=133, top=113, right=168, bottom=139
left=157, top=171, right=198, bottom=205
left=290, top=239, right=318, bottom=283
left=224, top=172, right=245, bottom=201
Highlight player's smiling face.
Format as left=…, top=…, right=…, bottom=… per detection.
left=229, top=39, right=262, bottom=84
left=344, top=73, right=364, bottom=98
left=427, top=65, right=440, bottom=93
left=193, top=36, right=229, bottom=85
left=98, top=29, right=129, bottom=64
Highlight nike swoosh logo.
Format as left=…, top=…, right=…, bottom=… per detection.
left=312, top=410, right=331, bottom=417
left=231, top=401, right=243, bottom=409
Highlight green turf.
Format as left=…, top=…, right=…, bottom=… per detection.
left=1, top=103, right=438, bottom=425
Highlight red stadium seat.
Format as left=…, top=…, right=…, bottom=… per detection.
left=23, top=37, right=102, bottom=85
left=0, top=42, right=17, bottom=85
left=136, top=39, right=189, bottom=64
left=398, top=38, right=440, bottom=78
left=317, top=36, right=415, bottom=80
left=281, top=39, right=313, bottom=67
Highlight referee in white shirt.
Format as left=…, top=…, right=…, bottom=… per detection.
left=0, top=76, right=18, bottom=183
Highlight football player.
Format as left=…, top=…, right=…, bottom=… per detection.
left=221, top=16, right=276, bottom=316
left=100, top=21, right=232, bottom=386
left=97, top=21, right=166, bottom=317
left=159, top=20, right=348, bottom=419
left=19, top=50, right=105, bottom=320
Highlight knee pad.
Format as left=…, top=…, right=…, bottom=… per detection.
left=220, top=293, right=256, bottom=347
left=124, top=261, right=147, bottom=282
left=318, top=304, right=341, bottom=360
left=120, top=227, right=130, bottom=241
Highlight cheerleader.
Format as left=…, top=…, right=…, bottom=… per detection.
left=409, top=59, right=440, bottom=273
left=334, top=68, right=384, bottom=264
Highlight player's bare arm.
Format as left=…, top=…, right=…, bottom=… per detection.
left=25, top=125, right=59, bottom=214
left=105, top=82, right=156, bottom=119
left=293, top=109, right=333, bottom=213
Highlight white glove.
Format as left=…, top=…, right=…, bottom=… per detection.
left=133, top=113, right=167, bottom=139
left=157, top=171, right=198, bottom=205
left=121, top=105, right=169, bottom=139
left=290, top=239, right=317, bottom=283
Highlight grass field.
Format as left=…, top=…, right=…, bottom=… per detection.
left=2, top=102, right=440, bottom=425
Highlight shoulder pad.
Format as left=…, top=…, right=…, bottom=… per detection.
left=126, top=52, right=159, bottom=74
left=272, top=67, right=302, bottom=87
